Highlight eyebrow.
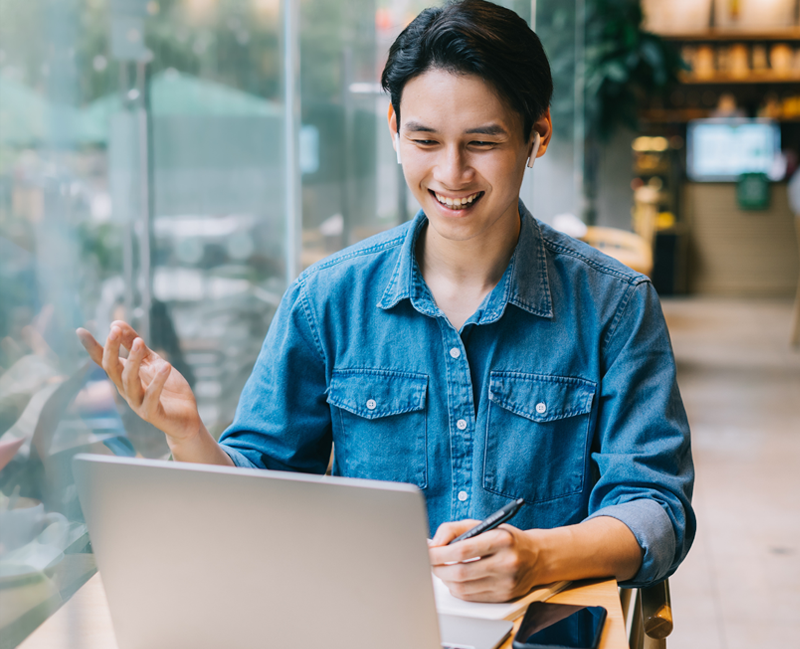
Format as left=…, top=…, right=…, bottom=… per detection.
left=403, top=121, right=435, bottom=133
left=466, top=124, right=508, bottom=136
left=403, top=121, right=508, bottom=136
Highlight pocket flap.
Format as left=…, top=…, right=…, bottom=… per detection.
left=327, top=369, right=428, bottom=420
left=488, top=372, right=595, bottom=422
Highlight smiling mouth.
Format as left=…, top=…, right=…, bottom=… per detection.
left=431, top=190, right=484, bottom=210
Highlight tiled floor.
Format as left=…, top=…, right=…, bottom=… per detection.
left=661, top=297, right=800, bottom=649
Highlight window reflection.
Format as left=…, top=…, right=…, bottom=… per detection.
left=0, top=0, right=551, bottom=644
left=0, top=0, right=286, bottom=641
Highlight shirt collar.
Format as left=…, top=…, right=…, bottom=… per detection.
left=377, top=200, right=553, bottom=321
left=377, top=212, right=440, bottom=317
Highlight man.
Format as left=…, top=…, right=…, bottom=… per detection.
left=78, top=0, right=694, bottom=603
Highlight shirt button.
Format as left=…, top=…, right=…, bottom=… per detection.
left=456, top=419, right=467, bottom=430
left=366, top=399, right=377, bottom=410
left=457, top=491, right=468, bottom=502
left=536, top=402, right=547, bottom=414
left=449, top=347, right=461, bottom=359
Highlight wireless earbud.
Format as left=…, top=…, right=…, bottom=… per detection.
left=394, top=133, right=402, bottom=165
left=526, top=131, right=542, bottom=168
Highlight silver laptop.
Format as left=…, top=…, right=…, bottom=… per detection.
left=73, top=454, right=512, bottom=649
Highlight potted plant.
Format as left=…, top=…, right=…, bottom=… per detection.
left=582, top=0, right=687, bottom=222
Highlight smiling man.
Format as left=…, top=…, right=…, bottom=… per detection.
left=78, top=0, right=694, bottom=602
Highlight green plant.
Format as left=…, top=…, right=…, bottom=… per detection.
left=584, top=0, right=687, bottom=140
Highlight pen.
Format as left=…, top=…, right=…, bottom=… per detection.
left=447, top=498, right=525, bottom=545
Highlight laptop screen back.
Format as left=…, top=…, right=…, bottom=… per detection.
left=73, top=454, right=442, bottom=649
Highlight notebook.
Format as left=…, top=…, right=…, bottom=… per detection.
left=434, top=575, right=570, bottom=621
left=73, top=454, right=516, bottom=649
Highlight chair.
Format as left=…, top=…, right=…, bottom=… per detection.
left=620, top=580, right=673, bottom=649
left=581, top=226, right=654, bottom=277
left=791, top=214, right=800, bottom=347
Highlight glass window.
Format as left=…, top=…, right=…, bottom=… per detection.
left=0, top=1, right=582, bottom=644
left=0, top=0, right=288, bottom=642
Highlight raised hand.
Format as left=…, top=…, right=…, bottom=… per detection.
left=76, top=321, right=202, bottom=444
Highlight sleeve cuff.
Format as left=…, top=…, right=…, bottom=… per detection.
left=220, top=444, right=260, bottom=469
left=585, top=499, right=676, bottom=587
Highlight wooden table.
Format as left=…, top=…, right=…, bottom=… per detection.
left=516, top=579, right=628, bottom=649
left=19, top=574, right=627, bottom=649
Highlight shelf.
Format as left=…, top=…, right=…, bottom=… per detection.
left=640, top=109, right=711, bottom=123
left=640, top=108, right=800, bottom=123
left=679, top=71, right=800, bottom=84
left=660, top=28, right=800, bottom=42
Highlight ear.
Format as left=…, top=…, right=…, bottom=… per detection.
left=388, top=104, right=402, bottom=164
left=526, top=132, right=541, bottom=168
left=527, top=107, right=553, bottom=163
left=387, top=103, right=399, bottom=149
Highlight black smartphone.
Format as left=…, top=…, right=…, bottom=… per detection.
left=512, top=602, right=607, bottom=649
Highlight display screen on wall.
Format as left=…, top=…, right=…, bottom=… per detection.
left=687, top=119, right=781, bottom=182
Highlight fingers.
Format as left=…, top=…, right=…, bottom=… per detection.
left=437, top=572, right=500, bottom=602
left=109, top=320, right=146, bottom=356
left=433, top=548, right=519, bottom=602
left=430, top=527, right=509, bottom=566
left=433, top=555, right=495, bottom=584
left=76, top=328, right=104, bottom=366
left=121, top=338, right=146, bottom=406
left=432, top=529, right=521, bottom=602
left=102, top=326, right=125, bottom=387
left=432, top=524, right=538, bottom=603
left=141, top=361, right=171, bottom=421
left=430, top=519, right=480, bottom=547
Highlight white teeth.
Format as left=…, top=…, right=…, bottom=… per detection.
left=435, top=192, right=480, bottom=208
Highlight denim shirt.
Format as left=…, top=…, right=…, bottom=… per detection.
left=220, top=201, right=695, bottom=587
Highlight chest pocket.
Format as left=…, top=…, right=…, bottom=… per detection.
left=327, top=369, right=428, bottom=489
left=483, top=372, right=596, bottom=503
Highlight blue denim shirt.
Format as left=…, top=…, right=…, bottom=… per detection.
left=220, top=201, right=695, bottom=586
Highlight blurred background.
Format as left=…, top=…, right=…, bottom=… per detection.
left=0, top=1, right=798, bottom=647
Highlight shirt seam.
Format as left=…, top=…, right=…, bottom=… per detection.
left=481, top=251, right=516, bottom=321
left=500, top=213, right=553, bottom=318
left=489, top=399, right=593, bottom=421
left=483, top=482, right=584, bottom=503
left=296, top=278, right=327, bottom=364
left=328, top=402, right=427, bottom=419
left=301, top=232, right=407, bottom=279
left=331, top=367, right=428, bottom=380
left=506, top=296, right=552, bottom=318
left=489, top=370, right=597, bottom=387
left=379, top=265, right=403, bottom=306
left=603, top=280, right=638, bottom=355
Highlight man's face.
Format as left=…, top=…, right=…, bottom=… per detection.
left=389, top=68, right=547, bottom=244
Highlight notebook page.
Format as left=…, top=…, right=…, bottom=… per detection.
left=433, top=574, right=570, bottom=621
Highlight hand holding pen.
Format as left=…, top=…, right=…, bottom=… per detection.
left=429, top=498, right=540, bottom=603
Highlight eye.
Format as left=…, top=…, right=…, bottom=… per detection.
left=470, top=140, right=495, bottom=147
left=412, top=139, right=437, bottom=146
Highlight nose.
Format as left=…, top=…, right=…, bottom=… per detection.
left=433, top=144, right=472, bottom=188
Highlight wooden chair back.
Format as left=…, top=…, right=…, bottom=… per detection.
left=581, top=227, right=654, bottom=277
left=791, top=214, right=800, bottom=346
left=620, top=579, right=673, bottom=649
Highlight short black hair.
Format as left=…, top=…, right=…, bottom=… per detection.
left=381, top=0, right=553, bottom=140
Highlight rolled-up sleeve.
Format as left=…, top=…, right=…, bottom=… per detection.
left=586, top=279, right=695, bottom=587
left=218, top=278, right=332, bottom=475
